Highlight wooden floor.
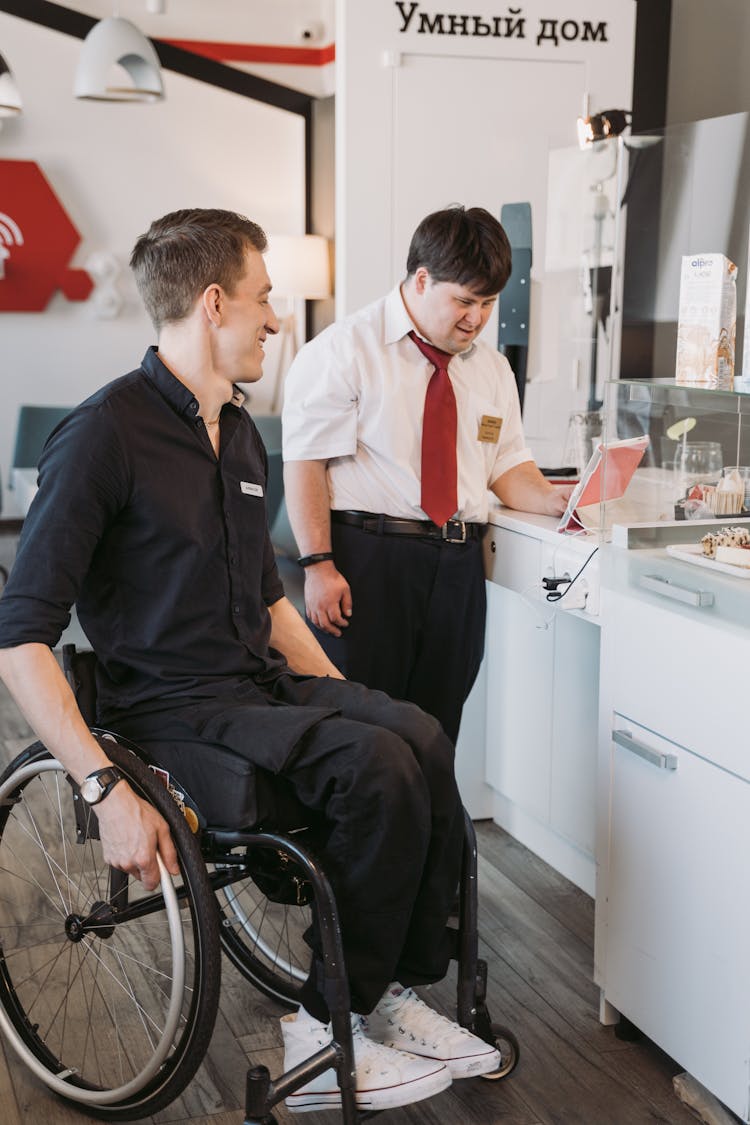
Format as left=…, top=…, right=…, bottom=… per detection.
left=0, top=687, right=703, bottom=1125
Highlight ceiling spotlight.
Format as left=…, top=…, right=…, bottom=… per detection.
left=577, top=108, right=631, bottom=149
left=74, top=17, right=164, bottom=102
left=0, top=51, right=22, bottom=118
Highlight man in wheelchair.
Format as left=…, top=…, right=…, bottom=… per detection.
left=0, top=209, right=500, bottom=1115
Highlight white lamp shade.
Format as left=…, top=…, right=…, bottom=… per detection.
left=0, top=52, right=22, bottom=117
left=265, top=234, right=331, bottom=300
left=74, top=17, right=164, bottom=102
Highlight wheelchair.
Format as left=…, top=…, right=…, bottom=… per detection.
left=0, top=645, right=519, bottom=1123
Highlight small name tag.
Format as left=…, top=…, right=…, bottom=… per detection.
left=240, top=481, right=264, bottom=497
left=478, top=415, right=503, bottom=443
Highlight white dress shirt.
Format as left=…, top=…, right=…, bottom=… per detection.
left=282, top=286, right=533, bottom=523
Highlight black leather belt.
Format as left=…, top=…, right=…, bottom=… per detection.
left=331, top=510, right=483, bottom=543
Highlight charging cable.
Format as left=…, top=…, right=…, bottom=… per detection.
left=542, top=546, right=599, bottom=603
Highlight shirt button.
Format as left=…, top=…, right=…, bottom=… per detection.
left=189, top=401, right=198, bottom=414
left=230, top=555, right=238, bottom=565
left=233, top=604, right=240, bottom=614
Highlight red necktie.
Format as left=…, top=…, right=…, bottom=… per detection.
left=409, top=330, right=458, bottom=526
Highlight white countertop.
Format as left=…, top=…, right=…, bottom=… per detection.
left=487, top=502, right=602, bottom=555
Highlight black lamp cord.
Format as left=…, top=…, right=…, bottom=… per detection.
left=542, top=547, right=599, bottom=603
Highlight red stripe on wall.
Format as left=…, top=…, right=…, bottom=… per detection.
left=165, top=40, right=336, bottom=67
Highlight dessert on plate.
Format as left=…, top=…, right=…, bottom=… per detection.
left=700, top=525, right=750, bottom=559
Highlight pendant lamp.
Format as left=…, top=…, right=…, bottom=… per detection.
left=0, top=52, right=22, bottom=118
left=74, top=17, right=164, bottom=102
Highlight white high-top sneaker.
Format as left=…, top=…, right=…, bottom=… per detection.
left=281, top=1007, right=452, bottom=1113
left=363, top=983, right=502, bottom=1078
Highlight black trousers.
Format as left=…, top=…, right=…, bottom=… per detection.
left=112, top=674, right=464, bottom=1020
left=311, top=523, right=487, bottom=744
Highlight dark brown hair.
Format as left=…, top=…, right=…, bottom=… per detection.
left=405, top=205, right=512, bottom=296
left=130, top=208, right=267, bottom=331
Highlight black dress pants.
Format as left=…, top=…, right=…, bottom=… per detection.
left=311, top=523, right=487, bottom=744
left=111, top=674, right=464, bottom=1020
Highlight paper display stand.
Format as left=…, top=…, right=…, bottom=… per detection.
left=558, top=434, right=650, bottom=533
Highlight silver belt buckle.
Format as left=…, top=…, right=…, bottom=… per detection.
left=442, top=520, right=466, bottom=543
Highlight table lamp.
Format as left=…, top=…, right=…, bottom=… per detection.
left=264, top=234, right=331, bottom=411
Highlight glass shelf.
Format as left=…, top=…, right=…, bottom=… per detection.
left=619, top=379, right=750, bottom=415
left=599, top=378, right=750, bottom=537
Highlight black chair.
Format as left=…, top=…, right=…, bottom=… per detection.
left=0, top=646, right=518, bottom=1123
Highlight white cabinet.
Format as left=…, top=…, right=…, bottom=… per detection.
left=483, top=524, right=600, bottom=894
left=597, top=562, right=750, bottom=1123
left=485, top=580, right=553, bottom=824
left=454, top=656, right=494, bottom=820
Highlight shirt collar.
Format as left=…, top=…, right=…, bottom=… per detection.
left=383, top=286, right=477, bottom=361
left=140, top=346, right=246, bottom=419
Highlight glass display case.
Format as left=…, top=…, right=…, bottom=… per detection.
left=597, top=378, right=750, bottom=539
left=588, top=111, right=750, bottom=540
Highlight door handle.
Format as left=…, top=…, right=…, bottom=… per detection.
left=613, top=729, right=678, bottom=771
left=639, top=574, right=713, bottom=607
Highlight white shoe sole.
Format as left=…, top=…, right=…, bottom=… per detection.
left=286, top=1063, right=452, bottom=1113
left=371, top=1039, right=502, bottom=1079
left=447, top=1047, right=502, bottom=1078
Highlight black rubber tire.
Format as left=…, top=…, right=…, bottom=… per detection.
left=0, top=739, right=221, bottom=1120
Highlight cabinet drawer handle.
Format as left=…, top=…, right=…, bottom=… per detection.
left=639, top=574, right=713, bottom=607
left=613, top=729, right=678, bottom=771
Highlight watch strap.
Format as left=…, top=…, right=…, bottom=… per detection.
left=82, top=766, right=123, bottom=805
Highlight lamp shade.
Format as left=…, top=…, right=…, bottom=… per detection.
left=577, top=109, right=630, bottom=149
left=265, top=234, right=331, bottom=299
left=74, top=17, right=164, bottom=102
left=0, top=52, right=22, bottom=117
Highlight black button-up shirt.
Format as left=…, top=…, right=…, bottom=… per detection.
left=0, top=348, right=288, bottom=718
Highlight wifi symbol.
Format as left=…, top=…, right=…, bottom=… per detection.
left=0, top=211, right=24, bottom=279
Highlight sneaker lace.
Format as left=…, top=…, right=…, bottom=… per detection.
left=353, top=1020, right=411, bottom=1076
left=386, top=988, right=471, bottom=1048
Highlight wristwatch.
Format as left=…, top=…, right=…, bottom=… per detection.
left=79, top=766, right=124, bottom=806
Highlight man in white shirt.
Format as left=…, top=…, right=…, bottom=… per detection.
left=283, top=205, right=573, bottom=743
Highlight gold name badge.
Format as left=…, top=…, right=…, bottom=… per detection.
left=478, top=415, right=503, bottom=443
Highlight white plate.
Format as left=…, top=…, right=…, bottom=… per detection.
left=666, top=542, right=750, bottom=579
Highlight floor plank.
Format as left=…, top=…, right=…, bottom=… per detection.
left=474, top=819, right=595, bottom=949
left=0, top=1036, right=23, bottom=1125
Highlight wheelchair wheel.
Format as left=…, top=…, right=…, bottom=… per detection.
left=215, top=855, right=312, bottom=1008
left=0, top=738, right=221, bottom=1120
left=480, top=1024, right=520, bottom=1080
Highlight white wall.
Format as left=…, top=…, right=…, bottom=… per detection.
left=0, top=12, right=306, bottom=511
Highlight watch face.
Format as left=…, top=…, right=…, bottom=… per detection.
left=80, top=777, right=103, bottom=804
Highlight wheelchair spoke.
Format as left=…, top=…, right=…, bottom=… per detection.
left=217, top=867, right=311, bottom=997
left=25, top=773, right=100, bottom=914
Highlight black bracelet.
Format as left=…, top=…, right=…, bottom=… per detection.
left=297, top=552, right=334, bottom=568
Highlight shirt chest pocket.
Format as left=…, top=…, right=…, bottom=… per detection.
left=465, top=392, right=504, bottom=446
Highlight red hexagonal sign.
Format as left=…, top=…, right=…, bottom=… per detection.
left=0, top=159, right=93, bottom=311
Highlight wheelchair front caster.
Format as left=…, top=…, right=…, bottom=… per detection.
left=480, top=1024, right=520, bottom=1081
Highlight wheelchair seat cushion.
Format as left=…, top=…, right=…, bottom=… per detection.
left=114, top=735, right=309, bottom=832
